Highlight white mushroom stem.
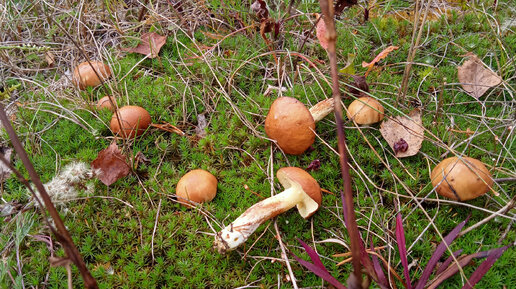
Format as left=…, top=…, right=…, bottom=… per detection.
left=214, top=181, right=317, bottom=254
left=309, top=98, right=335, bottom=122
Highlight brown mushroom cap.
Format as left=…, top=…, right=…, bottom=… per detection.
left=277, top=167, right=321, bottom=218
left=72, top=61, right=111, bottom=90
left=265, top=97, right=316, bottom=155
left=97, top=95, right=116, bottom=112
left=176, top=169, right=218, bottom=207
left=110, top=106, right=151, bottom=139
left=431, top=156, right=493, bottom=201
left=346, top=96, right=384, bottom=125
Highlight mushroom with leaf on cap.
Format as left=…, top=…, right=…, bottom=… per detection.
left=214, top=167, right=321, bottom=254
left=176, top=169, right=218, bottom=208
left=265, top=97, right=335, bottom=155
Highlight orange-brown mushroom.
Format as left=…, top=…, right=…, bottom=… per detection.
left=214, top=167, right=321, bottom=254
left=176, top=169, right=218, bottom=207
left=110, top=106, right=151, bottom=139
left=430, top=156, right=493, bottom=201
left=265, top=97, right=316, bottom=155
left=72, top=61, right=111, bottom=90
left=346, top=96, right=384, bottom=125
left=96, top=95, right=116, bottom=112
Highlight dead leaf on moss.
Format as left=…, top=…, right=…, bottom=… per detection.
left=457, top=53, right=502, bottom=99
left=380, top=109, right=424, bottom=158
left=91, top=142, right=130, bottom=186
left=315, top=15, right=329, bottom=50
left=362, top=45, right=399, bottom=76
left=122, top=32, right=167, bottom=59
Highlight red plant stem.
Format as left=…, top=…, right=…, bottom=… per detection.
left=0, top=104, right=98, bottom=289
left=318, top=0, right=363, bottom=286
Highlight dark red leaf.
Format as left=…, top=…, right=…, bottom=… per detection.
left=335, top=0, right=358, bottom=16
left=461, top=246, right=509, bottom=289
left=370, top=240, right=389, bottom=288
left=250, top=0, right=268, bottom=20
left=435, top=249, right=463, bottom=276
left=396, top=213, right=412, bottom=289
left=91, top=142, right=130, bottom=186
left=414, top=217, right=470, bottom=289
left=293, top=240, right=347, bottom=289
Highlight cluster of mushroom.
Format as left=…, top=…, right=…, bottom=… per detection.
left=73, top=61, right=151, bottom=139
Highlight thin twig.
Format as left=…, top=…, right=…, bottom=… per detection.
left=318, top=0, right=364, bottom=286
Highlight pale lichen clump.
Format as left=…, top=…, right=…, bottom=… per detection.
left=29, top=162, right=99, bottom=207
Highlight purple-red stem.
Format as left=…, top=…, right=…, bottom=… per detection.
left=0, top=104, right=98, bottom=289
left=318, top=0, right=363, bottom=286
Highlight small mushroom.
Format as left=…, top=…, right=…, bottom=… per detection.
left=72, top=61, right=111, bottom=90
left=176, top=169, right=217, bottom=207
left=431, top=156, right=493, bottom=201
left=96, top=95, right=116, bottom=112
left=110, top=106, right=151, bottom=139
left=264, top=97, right=336, bottom=155
left=346, top=96, right=384, bottom=125
left=214, top=167, right=321, bottom=254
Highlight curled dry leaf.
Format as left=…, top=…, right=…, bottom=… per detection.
left=122, top=32, right=167, bottom=59
left=91, top=142, right=130, bottom=186
left=0, top=146, right=13, bottom=182
left=380, top=109, right=424, bottom=158
left=457, top=53, right=502, bottom=99
left=315, top=15, right=329, bottom=50
left=362, top=45, right=399, bottom=76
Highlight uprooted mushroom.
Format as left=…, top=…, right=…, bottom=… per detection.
left=265, top=97, right=335, bottom=155
left=214, top=167, right=321, bottom=254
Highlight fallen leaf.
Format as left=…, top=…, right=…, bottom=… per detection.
left=335, top=0, right=358, bottom=15
left=380, top=109, right=424, bottom=158
left=306, top=159, right=321, bottom=171
left=251, top=0, right=269, bottom=20
left=91, top=142, right=130, bottom=186
left=457, top=53, right=502, bottom=99
left=339, top=53, right=356, bottom=75
left=315, top=15, right=329, bottom=50
left=348, top=75, right=369, bottom=97
left=45, top=51, right=55, bottom=67
left=362, top=46, right=399, bottom=76
left=122, top=32, right=167, bottom=59
left=0, top=146, right=13, bottom=182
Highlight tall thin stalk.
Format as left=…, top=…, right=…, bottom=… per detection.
left=318, top=0, right=363, bottom=287
left=0, top=104, right=98, bottom=289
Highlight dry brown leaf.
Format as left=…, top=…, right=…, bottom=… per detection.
left=0, top=147, right=13, bottom=182
left=91, top=142, right=130, bottom=186
left=122, top=32, right=167, bottom=59
left=362, top=45, right=399, bottom=76
left=315, top=15, right=329, bottom=50
left=380, top=109, right=424, bottom=158
left=457, top=53, right=502, bottom=99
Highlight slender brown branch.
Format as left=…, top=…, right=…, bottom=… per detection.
left=318, top=0, right=363, bottom=286
left=0, top=104, right=98, bottom=289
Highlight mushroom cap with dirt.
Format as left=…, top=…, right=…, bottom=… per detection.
left=265, top=97, right=316, bottom=155
left=72, top=61, right=111, bottom=90
left=214, top=167, right=321, bottom=254
left=430, top=156, right=493, bottom=201
left=176, top=169, right=218, bottom=207
left=346, top=96, right=384, bottom=125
